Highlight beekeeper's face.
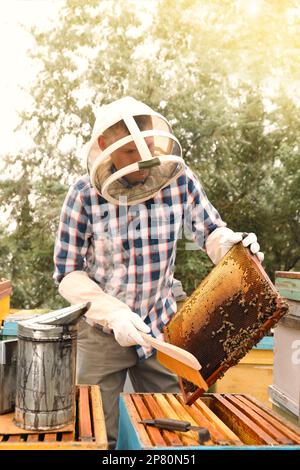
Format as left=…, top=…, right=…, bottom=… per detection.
left=98, top=128, right=155, bottom=184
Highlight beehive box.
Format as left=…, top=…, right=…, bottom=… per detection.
left=0, top=385, right=107, bottom=450
left=0, top=279, right=12, bottom=322
left=270, top=272, right=300, bottom=420
left=275, top=271, right=300, bottom=302
left=117, top=393, right=300, bottom=450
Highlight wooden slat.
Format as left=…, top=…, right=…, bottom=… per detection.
left=243, top=394, right=300, bottom=434
left=123, top=395, right=153, bottom=448
left=194, top=397, right=243, bottom=445
left=61, top=432, right=74, bottom=442
left=226, top=395, right=293, bottom=445
left=7, top=435, right=22, bottom=442
left=238, top=395, right=300, bottom=445
left=275, top=271, right=300, bottom=280
left=44, top=433, right=57, bottom=442
left=27, top=434, right=40, bottom=442
left=154, top=394, right=199, bottom=446
left=0, top=385, right=107, bottom=450
left=131, top=394, right=167, bottom=447
left=176, top=395, right=232, bottom=445
left=211, top=394, right=277, bottom=445
left=0, top=441, right=101, bottom=450
left=227, top=395, right=294, bottom=445
left=78, top=385, right=93, bottom=441
left=166, top=394, right=213, bottom=445
left=90, top=385, right=107, bottom=448
left=143, top=394, right=182, bottom=447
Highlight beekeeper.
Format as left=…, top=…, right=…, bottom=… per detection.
left=53, top=96, right=263, bottom=447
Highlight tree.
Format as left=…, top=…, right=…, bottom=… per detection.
left=0, top=0, right=299, bottom=305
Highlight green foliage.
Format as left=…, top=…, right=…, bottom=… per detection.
left=0, top=0, right=299, bottom=305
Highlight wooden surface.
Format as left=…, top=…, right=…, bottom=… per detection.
left=122, top=392, right=300, bottom=448
left=124, top=393, right=241, bottom=447
left=0, top=279, right=11, bottom=297
left=78, top=386, right=93, bottom=441
left=0, top=413, right=73, bottom=435
left=0, top=385, right=107, bottom=450
left=275, top=271, right=300, bottom=280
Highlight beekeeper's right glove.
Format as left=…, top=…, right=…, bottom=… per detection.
left=58, top=270, right=151, bottom=347
left=107, top=308, right=151, bottom=347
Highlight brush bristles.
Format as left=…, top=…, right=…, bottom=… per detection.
left=157, top=351, right=208, bottom=391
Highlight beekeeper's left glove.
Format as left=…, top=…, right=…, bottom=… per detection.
left=205, top=227, right=264, bottom=265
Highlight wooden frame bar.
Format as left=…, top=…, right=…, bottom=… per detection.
left=0, top=385, right=107, bottom=450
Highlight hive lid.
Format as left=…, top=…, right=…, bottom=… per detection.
left=0, top=278, right=11, bottom=290
left=0, top=278, right=12, bottom=299
left=18, top=303, right=90, bottom=335
left=275, top=271, right=300, bottom=302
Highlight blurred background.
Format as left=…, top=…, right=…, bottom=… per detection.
left=0, top=0, right=299, bottom=309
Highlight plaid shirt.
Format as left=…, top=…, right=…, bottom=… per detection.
left=53, top=166, right=226, bottom=360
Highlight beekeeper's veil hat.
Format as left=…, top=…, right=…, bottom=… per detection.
left=83, top=97, right=185, bottom=205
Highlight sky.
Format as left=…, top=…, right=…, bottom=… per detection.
left=0, top=0, right=61, bottom=156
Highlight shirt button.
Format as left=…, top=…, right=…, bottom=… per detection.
left=137, top=275, right=143, bottom=284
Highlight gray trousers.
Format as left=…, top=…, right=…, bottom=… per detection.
left=76, top=320, right=180, bottom=449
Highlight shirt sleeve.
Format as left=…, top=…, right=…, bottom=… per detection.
left=183, top=167, right=226, bottom=250
left=53, top=185, right=91, bottom=284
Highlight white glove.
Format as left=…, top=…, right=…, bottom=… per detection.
left=206, top=227, right=264, bottom=265
left=107, top=309, right=151, bottom=347
left=58, top=271, right=151, bottom=347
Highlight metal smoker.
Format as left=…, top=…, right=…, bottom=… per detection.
left=14, top=302, right=90, bottom=431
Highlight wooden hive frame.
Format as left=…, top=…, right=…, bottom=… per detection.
left=164, top=243, right=289, bottom=404
left=119, top=392, right=300, bottom=449
left=0, top=385, right=107, bottom=450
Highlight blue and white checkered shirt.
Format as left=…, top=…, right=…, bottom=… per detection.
left=53, top=166, right=226, bottom=359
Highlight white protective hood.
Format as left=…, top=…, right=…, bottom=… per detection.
left=82, top=97, right=185, bottom=205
